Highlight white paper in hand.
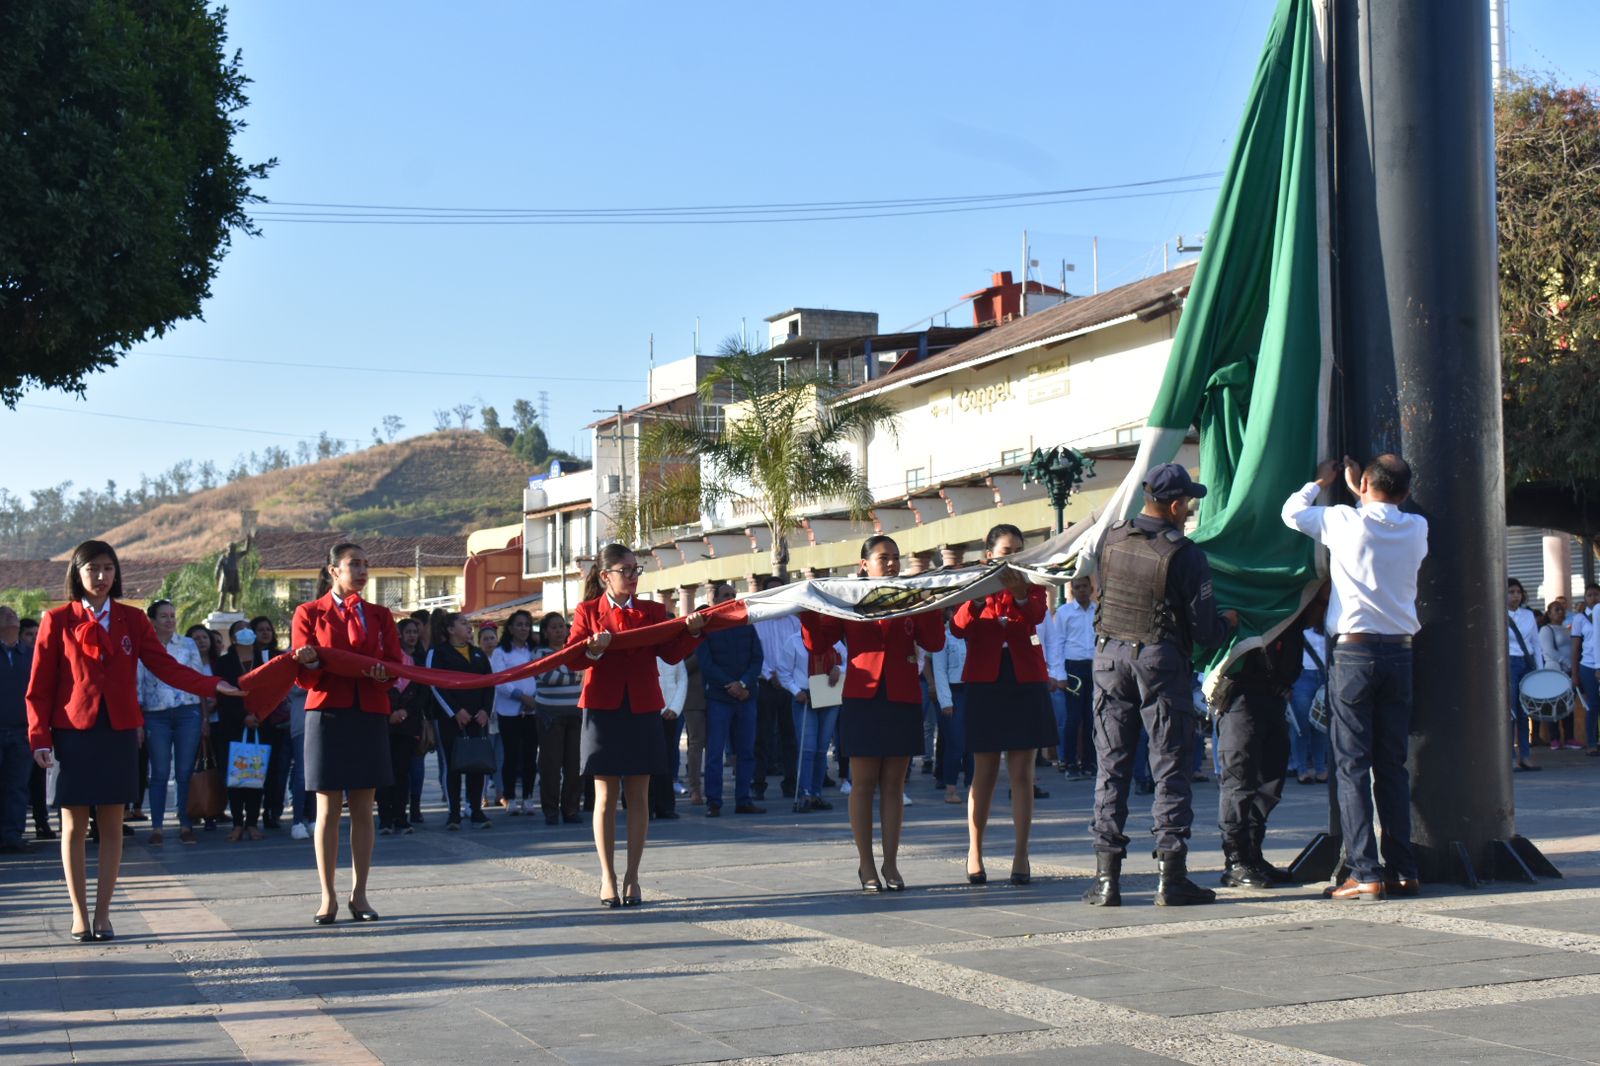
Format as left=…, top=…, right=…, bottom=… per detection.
left=808, top=673, right=843, bottom=708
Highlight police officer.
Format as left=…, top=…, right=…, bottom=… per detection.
left=1084, top=463, right=1236, bottom=907
left=1211, top=612, right=1312, bottom=890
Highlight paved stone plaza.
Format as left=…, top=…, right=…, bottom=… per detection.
left=3, top=752, right=1598, bottom=1065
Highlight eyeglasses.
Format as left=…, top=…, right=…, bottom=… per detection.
left=606, top=566, right=646, bottom=579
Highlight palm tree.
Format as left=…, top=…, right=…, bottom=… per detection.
left=638, top=344, right=898, bottom=577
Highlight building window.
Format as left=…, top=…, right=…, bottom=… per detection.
left=1000, top=448, right=1026, bottom=466
left=251, top=579, right=276, bottom=600
left=906, top=468, right=927, bottom=492
left=423, top=575, right=455, bottom=602
left=289, top=578, right=316, bottom=604
left=374, top=576, right=407, bottom=610
left=1115, top=426, right=1144, bottom=445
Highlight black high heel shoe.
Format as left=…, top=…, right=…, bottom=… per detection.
left=312, top=904, right=338, bottom=926
left=347, top=899, right=380, bottom=922
left=967, top=868, right=988, bottom=885
left=858, top=867, right=883, bottom=893
left=1009, top=869, right=1032, bottom=886
left=621, top=882, right=642, bottom=907
left=600, top=878, right=621, bottom=909
left=70, top=928, right=93, bottom=943
left=880, top=868, right=906, bottom=892
left=92, top=924, right=115, bottom=942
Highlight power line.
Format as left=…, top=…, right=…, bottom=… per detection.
left=141, top=351, right=617, bottom=383
left=16, top=403, right=367, bottom=446
left=262, top=172, right=1225, bottom=217
left=250, top=185, right=1223, bottom=227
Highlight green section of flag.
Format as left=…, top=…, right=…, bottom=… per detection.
left=1147, top=0, right=1323, bottom=673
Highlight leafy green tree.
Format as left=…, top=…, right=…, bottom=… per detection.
left=639, top=346, right=897, bottom=577
left=1497, top=78, right=1600, bottom=569
left=0, top=1, right=275, bottom=406
left=0, top=588, right=50, bottom=620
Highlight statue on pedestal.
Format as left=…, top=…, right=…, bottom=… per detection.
left=214, top=533, right=254, bottom=612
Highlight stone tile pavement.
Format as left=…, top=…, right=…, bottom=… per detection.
left=3, top=748, right=1599, bottom=1064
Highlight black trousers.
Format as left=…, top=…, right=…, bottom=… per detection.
left=260, top=724, right=292, bottom=824
left=1215, top=688, right=1290, bottom=847
left=378, top=732, right=414, bottom=828
left=30, top=762, right=51, bottom=830
left=1091, top=639, right=1198, bottom=857
left=228, top=787, right=261, bottom=829
left=499, top=714, right=539, bottom=800
left=650, top=714, right=683, bottom=815
left=537, top=710, right=582, bottom=816
left=437, top=717, right=485, bottom=819
left=1328, top=643, right=1416, bottom=883
left=753, top=679, right=797, bottom=797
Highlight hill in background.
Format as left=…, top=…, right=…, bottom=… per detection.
left=81, top=430, right=538, bottom=559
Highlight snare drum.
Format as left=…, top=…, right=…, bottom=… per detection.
left=1518, top=668, right=1575, bottom=722
left=1309, top=688, right=1329, bottom=734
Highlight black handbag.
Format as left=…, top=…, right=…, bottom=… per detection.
left=452, top=734, right=498, bottom=775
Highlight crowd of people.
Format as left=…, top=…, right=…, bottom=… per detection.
left=5, top=452, right=1573, bottom=936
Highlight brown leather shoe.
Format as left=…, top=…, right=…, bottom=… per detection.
left=1385, top=876, right=1422, bottom=897
left=1323, top=877, right=1385, bottom=901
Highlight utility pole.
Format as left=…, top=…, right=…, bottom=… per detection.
left=1092, top=236, right=1099, bottom=294
left=413, top=545, right=422, bottom=609
left=1489, top=0, right=1509, bottom=91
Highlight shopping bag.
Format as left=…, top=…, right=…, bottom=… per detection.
left=187, top=740, right=226, bottom=819
left=452, top=735, right=498, bottom=776
left=226, top=728, right=271, bottom=789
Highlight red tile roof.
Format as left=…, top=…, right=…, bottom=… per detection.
left=253, top=531, right=467, bottom=571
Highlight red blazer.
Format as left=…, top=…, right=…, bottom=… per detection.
left=26, top=601, right=220, bottom=751
left=801, top=610, right=945, bottom=704
left=291, top=593, right=401, bottom=714
left=567, top=596, right=702, bottom=714
left=952, top=589, right=1049, bottom=684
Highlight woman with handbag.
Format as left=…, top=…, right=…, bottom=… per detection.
left=27, top=541, right=239, bottom=942
left=569, top=544, right=706, bottom=907
left=290, top=542, right=401, bottom=926
left=379, top=618, right=427, bottom=834
left=428, top=612, right=495, bottom=830
left=215, top=620, right=271, bottom=842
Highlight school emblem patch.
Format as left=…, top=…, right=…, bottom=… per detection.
left=121, top=635, right=133, bottom=655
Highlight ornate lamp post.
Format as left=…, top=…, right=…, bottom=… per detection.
left=1021, top=445, right=1094, bottom=534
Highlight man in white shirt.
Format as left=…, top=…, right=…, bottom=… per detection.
left=1573, top=585, right=1600, bottom=754
left=1282, top=454, right=1429, bottom=902
left=1045, top=576, right=1098, bottom=779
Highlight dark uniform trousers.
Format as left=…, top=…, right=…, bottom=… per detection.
left=753, top=679, right=798, bottom=797
left=1215, top=686, right=1290, bottom=848
left=1328, top=642, right=1416, bottom=882
left=1091, top=638, right=1197, bottom=856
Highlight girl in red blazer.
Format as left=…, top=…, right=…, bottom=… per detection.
left=802, top=536, right=945, bottom=893
left=27, top=541, right=236, bottom=943
left=290, top=542, right=401, bottom=926
left=568, top=543, right=705, bottom=907
left=951, top=524, right=1057, bottom=886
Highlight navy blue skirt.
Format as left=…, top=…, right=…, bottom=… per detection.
left=54, top=703, right=139, bottom=807
left=580, top=697, right=668, bottom=777
left=964, top=654, right=1057, bottom=753
left=304, top=706, right=393, bottom=792
left=838, top=691, right=923, bottom=758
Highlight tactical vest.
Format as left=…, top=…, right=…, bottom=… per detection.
left=1095, top=520, right=1186, bottom=646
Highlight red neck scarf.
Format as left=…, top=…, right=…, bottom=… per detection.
left=73, top=601, right=110, bottom=662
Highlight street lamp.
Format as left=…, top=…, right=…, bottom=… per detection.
left=1021, top=445, right=1094, bottom=534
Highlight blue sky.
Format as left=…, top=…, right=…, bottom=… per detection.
left=8, top=0, right=1599, bottom=503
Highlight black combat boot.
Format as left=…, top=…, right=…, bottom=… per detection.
left=1250, top=826, right=1295, bottom=884
left=1220, top=839, right=1274, bottom=889
left=1082, top=850, right=1122, bottom=906
left=1155, top=850, right=1217, bottom=906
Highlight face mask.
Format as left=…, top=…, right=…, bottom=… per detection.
left=234, top=629, right=257, bottom=647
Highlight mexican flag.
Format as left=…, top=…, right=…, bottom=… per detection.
left=1062, top=0, right=1331, bottom=683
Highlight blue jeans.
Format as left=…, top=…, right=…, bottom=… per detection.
left=1508, top=654, right=1532, bottom=761
left=704, top=696, right=757, bottom=808
left=0, top=725, right=30, bottom=845
left=792, top=698, right=839, bottom=798
left=1328, top=642, right=1415, bottom=882
left=1055, top=660, right=1094, bottom=768
left=1582, top=665, right=1600, bottom=749
left=936, top=686, right=970, bottom=787
left=921, top=679, right=937, bottom=762
left=1288, top=669, right=1328, bottom=775
left=409, top=754, right=425, bottom=805
left=143, top=704, right=202, bottom=830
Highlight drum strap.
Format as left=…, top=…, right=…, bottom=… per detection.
left=1509, top=611, right=1535, bottom=663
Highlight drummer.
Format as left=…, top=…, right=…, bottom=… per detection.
left=1537, top=600, right=1582, bottom=752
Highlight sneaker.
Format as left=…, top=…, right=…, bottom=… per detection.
left=1566, top=740, right=1585, bottom=750
left=921, top=759, right=933, bottom=774
left=1551, top=739, right=1562, bottom=751
left=379, top=826, right=393, bottom=836
left=410, top=811, right=425, bottom=824
left=840, top=780, right=853, bottom=796
left=902, top=792, right=913, bottom=807
left=446, top=817, right=462, bottom=831
left=508, top=800, right=522, bottom=817
left=811, top=797, right=833, bottom=811
left=471, top=812, right=492, bottom=829
left=290, top=822, right=310, bottom=841
left=673, top=781, right=688, bottom=795
left=401, top=825, right=414, bottom=835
